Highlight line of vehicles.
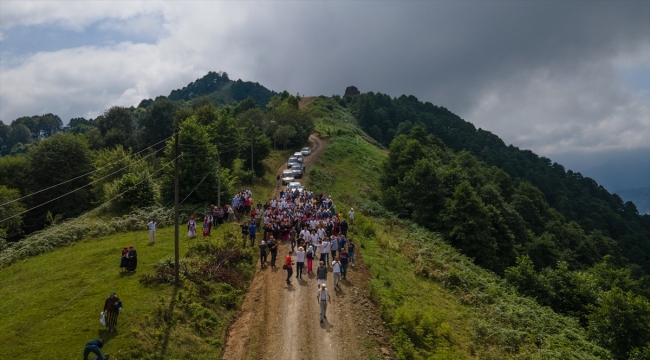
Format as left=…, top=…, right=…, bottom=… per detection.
left=282, top=147, right=311, bottom=190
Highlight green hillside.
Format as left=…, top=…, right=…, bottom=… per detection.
left=0, top=150, right=288, bottom=360
left=342, top=92, right=650, bottom=273
left=302, top=96, right=646, bottom=359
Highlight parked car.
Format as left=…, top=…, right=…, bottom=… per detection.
left=291, top=164, right=303, bottom=178
left=287, top=182, right=303, bottom=193
left=282, top=170, right=295, bottom=185
left=293, top=152, right=304, bottom=163
left=301, top=147, right=311, bottom=156
left=287, top=156, right=300, bottom=168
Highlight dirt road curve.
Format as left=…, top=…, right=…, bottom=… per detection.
left=222, top=135, right=393, bottom=360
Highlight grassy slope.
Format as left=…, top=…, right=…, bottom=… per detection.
left=305, top=97, right=610, bottom=359
left=0, top=150, right=289, bottom=360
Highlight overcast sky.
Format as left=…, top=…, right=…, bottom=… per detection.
left=1, top=1, right=649, bottom=189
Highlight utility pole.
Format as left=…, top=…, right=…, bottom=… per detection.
left=217, top=151, right=221, bottom=207
left=174, top=130, right=180, bottom=285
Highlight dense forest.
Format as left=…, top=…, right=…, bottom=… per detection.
left=0, top=72, right=311, bottom=248
left=335, top=91, right=650, bottom=358
left=337, top=92, right=650, bottom=275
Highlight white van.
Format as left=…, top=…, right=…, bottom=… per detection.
left=293, top=152, right=304, bottom=163
left=282, top=170, right=295, bottom=185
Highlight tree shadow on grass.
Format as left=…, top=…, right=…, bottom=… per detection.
left=158, top=285, right=179, bottom=360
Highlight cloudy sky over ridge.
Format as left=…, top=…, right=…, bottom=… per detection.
left=1, top=1, right=648, bottom=188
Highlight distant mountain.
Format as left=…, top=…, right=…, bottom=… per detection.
left=142, top=71, right=278, bottom=109
left=616, top=186, right=650, bottom=215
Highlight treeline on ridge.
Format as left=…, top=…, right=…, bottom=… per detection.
left=337, top=91, right=650, bottom=275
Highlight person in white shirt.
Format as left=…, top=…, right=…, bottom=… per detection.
left=316, top=283, right=331, bottom=323
left=317, top=227, right=326, bottom=240
left=322, top=239, right=331, bottom=266
left=310, top=231, right=319, bottom=248
left=332, top=256, right=342, bottom=289
left=146, top=219, right=157, bottom=244
left=348, top=208, right=355, bottom=225
left=295, top=246, right=306, bottom=280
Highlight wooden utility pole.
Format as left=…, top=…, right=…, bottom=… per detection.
left=217, top=152, right=221, bottom=207
left=174, top=130, right=180, bottom=285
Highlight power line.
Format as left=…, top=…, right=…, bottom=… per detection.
left=0, top=145, right=170, bottom=224
left=0, top=134, right=176, bottom=208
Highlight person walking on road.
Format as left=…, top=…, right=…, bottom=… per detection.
left=339, top=249, right=349, bottom=280
left=289, top=227, right=297, bottom=253
left=285, top=251, right=293, bottom=285
left=258, top=240, right=268, bottom=267
left=269, top=237, right=279, bottom=268
left=306, top=244, right=315, bottom=274
left=330, top=235, right=339, bottom=259
left=348, top=239, right=356, bottom=267
left=317, top=284, right=331, bottom=323
left=146, top=219, right=157, bottom=245
left=323, top=238, right=331, bottom=267
left=340, top=219, right=348, bottom=236
left=248, top=222, right=257, bottom=247
left=348, top=208, right=355, bottom=226
left=316, top=261, right=327, bottom=288
left=296, top=246, right=305, bottom=279
left=332, top=256, right=342, bottom=289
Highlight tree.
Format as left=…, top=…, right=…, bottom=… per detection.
left=268, top=99, right=314, bottom=147
left=274, top=125, right=296, bottom=149
left=208, top=112, right=240, bottom=169
left=7, top=123, right=32, bottom=150
left=0, top=186, right=25, bottom=241
left=23, top=133, right=93, bottom=232
left=36, top=114, right=63, bottom=138
left=441, top=180, right=498, bottom=269
left=588, top=287, right=650, bottom=358
left=0, top=155, right=29, bottom=193
left=161, top=117, right=219, bottom=205
left=90, top=145, right=152, bottom=202
left=233, top=97, right=258, bottom=117
left=138, top=98, right=177, bottom=149
left=240, top=127, right=271, bottom=178
left=95, top=106, right=136, bottom=148
left=397, top=158, right=444, bottom=222
left=104, top=173, right=155, bottom=213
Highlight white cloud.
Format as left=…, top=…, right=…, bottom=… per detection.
left=0, top=1, right=648, bottom=162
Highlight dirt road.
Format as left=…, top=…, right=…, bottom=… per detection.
left=222, top=135, right=393, bottom=360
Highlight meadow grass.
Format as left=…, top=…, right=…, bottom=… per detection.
left=0, top=149, right=291, bottom=360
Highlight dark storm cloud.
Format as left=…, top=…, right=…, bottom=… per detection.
left=1, top=2, right=648, bottom=189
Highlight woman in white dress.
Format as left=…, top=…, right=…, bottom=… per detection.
left=188, top=215, right=197, bottom=238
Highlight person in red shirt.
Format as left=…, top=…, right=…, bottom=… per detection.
left=285, top=251, right=293, bottom=285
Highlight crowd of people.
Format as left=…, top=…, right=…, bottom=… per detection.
left=96, top=171, right=358, bottom=354
left=253, top=188, right=356, bottom=289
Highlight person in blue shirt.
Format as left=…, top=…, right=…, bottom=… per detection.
left=83, top=339, right=109, bottom=360
left=248, top=223, right=257, bottom=247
